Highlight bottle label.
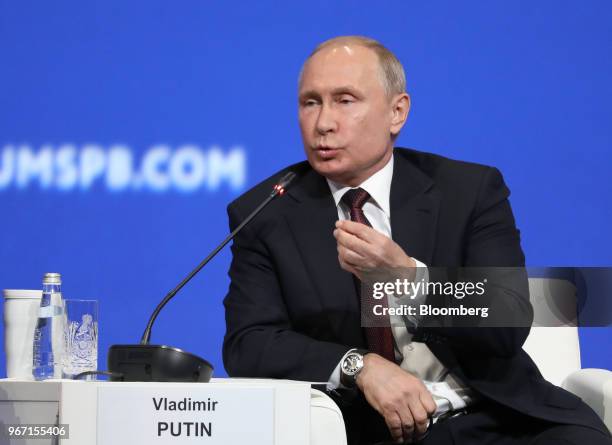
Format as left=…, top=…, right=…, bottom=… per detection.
left=38, top=304, right=63, bottom=318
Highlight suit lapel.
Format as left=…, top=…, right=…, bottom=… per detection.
left=390, top=151, right=440, bottom=266
left=284, top=169, right=361, bottom=339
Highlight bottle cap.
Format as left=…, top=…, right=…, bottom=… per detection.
left=43, top=273, right=62, bottom=285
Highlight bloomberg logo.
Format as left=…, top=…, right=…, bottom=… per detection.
left=0, top=144, right=246, bottom=193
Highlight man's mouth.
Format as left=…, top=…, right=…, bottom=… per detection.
left=314, top=146, right=341, bottom=158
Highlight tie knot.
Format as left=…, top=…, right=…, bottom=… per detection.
left=341, top=187, right=370, bottom=211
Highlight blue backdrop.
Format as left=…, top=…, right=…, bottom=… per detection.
left=1, top=1, right=610, bottom=377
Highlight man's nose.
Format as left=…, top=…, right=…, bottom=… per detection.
left=315, top=103, right=337, bottom=135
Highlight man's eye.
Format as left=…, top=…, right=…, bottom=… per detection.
left=303, top=100, right=319, bottom=107
left=338, top=97, right=354, bottom=104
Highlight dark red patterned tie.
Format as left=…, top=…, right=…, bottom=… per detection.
left=341, top=188, right=396, bottom=363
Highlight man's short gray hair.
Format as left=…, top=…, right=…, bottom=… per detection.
left=299, top=36, right=407, bottom=98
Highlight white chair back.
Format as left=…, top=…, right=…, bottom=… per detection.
left=522, top=278, right=581, bottom=386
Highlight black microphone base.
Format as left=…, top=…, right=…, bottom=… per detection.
left=108, top=344, right=213, bottom=382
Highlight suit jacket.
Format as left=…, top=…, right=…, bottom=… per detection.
left=223, top=147, right=609, bottom=440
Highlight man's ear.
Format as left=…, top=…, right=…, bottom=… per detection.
left=390, top=93, right=411, bottom=136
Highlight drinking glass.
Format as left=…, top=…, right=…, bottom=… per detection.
left=62, top=299, right=98, bottom=380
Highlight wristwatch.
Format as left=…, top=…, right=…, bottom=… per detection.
left=340, top=349, right=370, bottom=387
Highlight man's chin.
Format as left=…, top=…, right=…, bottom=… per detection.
left=312, top=165, right=354, bottom=185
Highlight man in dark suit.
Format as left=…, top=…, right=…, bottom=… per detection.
left=223, top=36, right=611, bottom=444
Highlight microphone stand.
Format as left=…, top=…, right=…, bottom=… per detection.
left=107, top=172, right=296, bottom=382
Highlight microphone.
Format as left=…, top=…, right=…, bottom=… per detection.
left=107, top=171, right=297, bottom=382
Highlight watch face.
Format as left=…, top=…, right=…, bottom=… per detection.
left=342, top=353, right=364, bottom=376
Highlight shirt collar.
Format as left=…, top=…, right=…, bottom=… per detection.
left=326, top=154, right=394, bottom=217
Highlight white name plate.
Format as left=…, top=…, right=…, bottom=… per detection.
left=97, top=385, right=274, bottom=444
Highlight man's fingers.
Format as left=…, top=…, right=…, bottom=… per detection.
left=337, top=243, right=367, bottom=265
left=335, top=219, right=377, bottom=242
left=397, top=410, right=415, bottom=443
left=337, top=244, right=369, bottom=277
left=335, top=230, right=380, bottom=270
left=335, top=224, right=402, bottom=269
left=383, top=411, right=405, bottom=443
left=333, top=227, right=371, bottom=257
left=420, top=392, right=437, bottom=417
left=406, top=395, right=430, bottom=437
left=396, top=402, right=422, bottom=443
left=338, top=255, right=361, bottom=278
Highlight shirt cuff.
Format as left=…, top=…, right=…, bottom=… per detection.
left=401, top=258, right=429, bottom=330
left=326, top=348, right=357, bottom=391
left=413, top=257, right=427, bottom=270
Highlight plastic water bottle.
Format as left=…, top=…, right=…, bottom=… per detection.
left=32, top=272, right=64, bottom=380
